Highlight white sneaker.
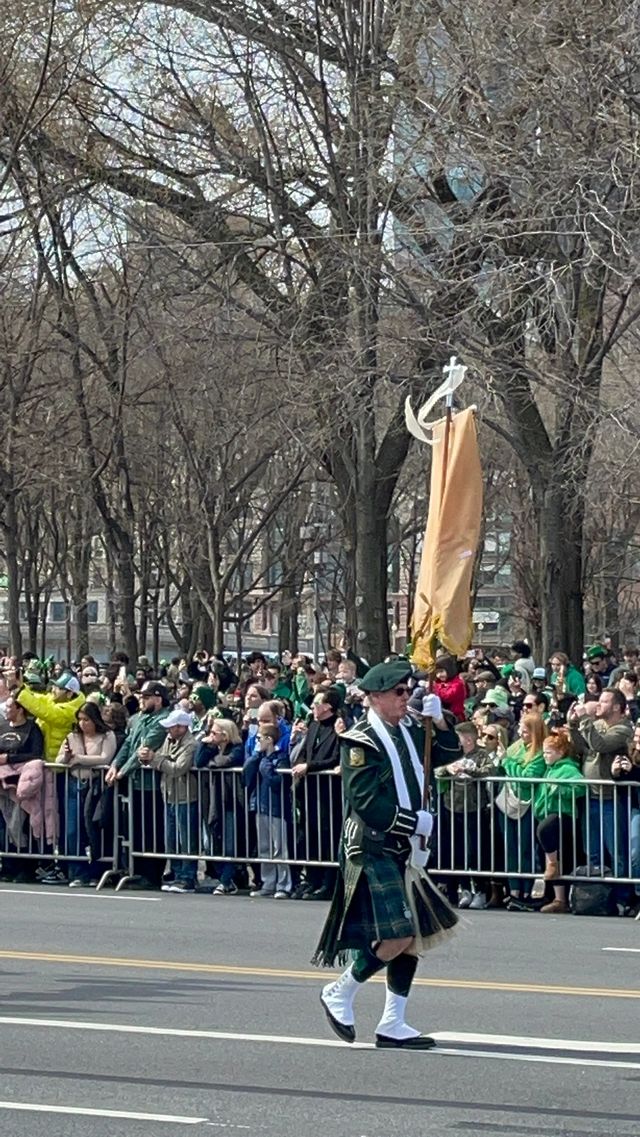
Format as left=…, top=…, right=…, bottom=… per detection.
left=458, top=889, right=473, bottom=909
left=249, top=889, right=274, bottom=898
left=469, top=891, right=487, bottom=909
left=161, top=883, right=173, bottom=892
left=274, top=890, right=290, bottom=899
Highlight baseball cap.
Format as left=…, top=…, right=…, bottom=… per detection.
left=162, top=709, right=192, bottom=729
left=81, top=667, right=99, bottom=681
left=52, top=672, right=81, bottom=695
left=140, top=681, right=168, bottom=699
left=481, top=687, right=509, bottom=708
left=532, top=667, right=547, bottom=680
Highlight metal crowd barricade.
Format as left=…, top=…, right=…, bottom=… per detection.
left=0, top=763, right=120, bottom=886
left=119, top=765, right=345, bottom=887
left=13, top=761, right=632, bottom=897
left=431, top=774, right=640, bottom=887
left=119, top=766, right=640, bottom=891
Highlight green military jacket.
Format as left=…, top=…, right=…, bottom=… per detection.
left=340, top=714, right=461, bottom=857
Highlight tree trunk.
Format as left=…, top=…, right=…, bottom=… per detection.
left=40, top=592, right=51, bottom=660
left=278, top=577, right=300, bottom=655
left=354, top=482, right=390, bottom=663
left=3, top=500, right=23, bottom=657
left=537, top=485, right=584, bottom=666
left=74, top=598, right=90, bottom=660
left=112, top=534, right=138, bottom=663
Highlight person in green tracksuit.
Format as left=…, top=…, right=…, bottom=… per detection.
left=496, top=713, right=547, bottom=910
left=534, top=730, right=585, bottom=914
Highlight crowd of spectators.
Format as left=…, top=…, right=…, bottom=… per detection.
left=0, top=638, right=637, bottom=916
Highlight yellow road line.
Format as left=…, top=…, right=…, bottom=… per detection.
left=0, top=950, right=636, bottom=1000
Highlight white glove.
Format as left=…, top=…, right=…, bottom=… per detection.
left=410, top=834, right=430, bottom=871
left=422, top=693, right=443, bottom=720
left=414, top=809, right=434, bottom=839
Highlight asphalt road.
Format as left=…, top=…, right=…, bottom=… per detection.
left=0, top=884, right=639, bottom=1137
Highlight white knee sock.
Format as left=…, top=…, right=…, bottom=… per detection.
left=376, top=990, right=420, bottom=1040
left=321, top=965, right=360, bottom=1026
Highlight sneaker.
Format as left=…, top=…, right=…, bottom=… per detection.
left=197, top=874, right=220, bottom=890
left=506, top=897, right=534, bottom=912
left=161, top=883, right=173, bottom=892
left=274, top=890, right=290, bottom=899
left=458, top=889, right=473, bottom=909
left=167, top=882, right=195, bottom=893
left=292, top=882, right=313, bottom=900
left=213, top=882, right=238, bottom=895
left=469, top=891, right=488, bottom=910
left=250, top=889, right=274, bottom=898
left=69, top=879, right=90, bottom=889
left=40, top=868, right=67, bottom=885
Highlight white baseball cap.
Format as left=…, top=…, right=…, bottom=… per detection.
left=162, top=709, right=192, bottom=729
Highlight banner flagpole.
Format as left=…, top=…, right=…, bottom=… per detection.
left=405, top=356, right=469, bottom=809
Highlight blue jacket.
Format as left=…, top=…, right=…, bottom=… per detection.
left=243, top=741, right=291, bottom=818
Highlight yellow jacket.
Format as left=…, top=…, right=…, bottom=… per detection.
left=16, top=687, right=86, bottom=762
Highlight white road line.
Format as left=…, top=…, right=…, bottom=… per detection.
left=0, top=1016, right=638, bottom=1070
left=433, top=1030, right=640, bottom=1054
left=602, top=947, right=640, bottom=954
left=0, top=1101, right=206, bottom=1123
left=0, top=888, right=160, bottom=902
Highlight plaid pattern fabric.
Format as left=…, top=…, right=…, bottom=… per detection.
left=340, top=852, right=415, bottom=945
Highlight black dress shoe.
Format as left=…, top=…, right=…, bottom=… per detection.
left=320, top=992, right=356, bottom=1043
left=303, top=886, right=332, bottom=900
left=375, top=1033, right=436, bottom=1050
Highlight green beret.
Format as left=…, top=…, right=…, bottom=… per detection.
left=586, top=645, right=606, bottom=660
left=359, top=661, right=413, bottom=693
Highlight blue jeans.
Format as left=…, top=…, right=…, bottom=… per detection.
left=65, top=778, right=95, bottom=883
left=584, top=797, right=629, bottom=885
left=498, top=811, right=538, bottom=896
left=219, top=812, right=237, bottom=887
left=165, top=802, right=197, bottom=886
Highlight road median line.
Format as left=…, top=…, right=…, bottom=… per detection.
left=0, top=949, right=636, bottom=999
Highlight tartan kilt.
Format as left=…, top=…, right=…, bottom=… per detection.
left=341, top=852, right=414, bottom=945
left=312, top=847, right=458, bottom=966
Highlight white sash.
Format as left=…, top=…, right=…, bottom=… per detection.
left=367, top=709, right=424, bottom=808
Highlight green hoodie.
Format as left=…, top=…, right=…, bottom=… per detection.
left=534, top=757, right=586, bottom=819
left=500, top=740, right=546, bottom=803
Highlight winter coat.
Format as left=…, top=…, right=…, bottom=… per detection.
left=113, top=707, right=171, bottom=785
left=0, top=759, right=57, bottom=844
left=16, top=687, right=86, bottom=762
left=149, top=730, right=198, bottom=804
left=569, top=716, right=634, bottom=799
left=243, top=742, right=291, bottom=818
left=195, top=741, right=243, bottom=825
left=434, top=675, right=467, bottom=723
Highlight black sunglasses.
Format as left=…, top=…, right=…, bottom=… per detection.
left=391, top=685, right=410, bottom=696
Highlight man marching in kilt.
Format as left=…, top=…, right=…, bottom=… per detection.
left=313, top=660, right=461, bottom=1049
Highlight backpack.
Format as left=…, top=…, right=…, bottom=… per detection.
left=569, top=865, right=618, bottom=917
